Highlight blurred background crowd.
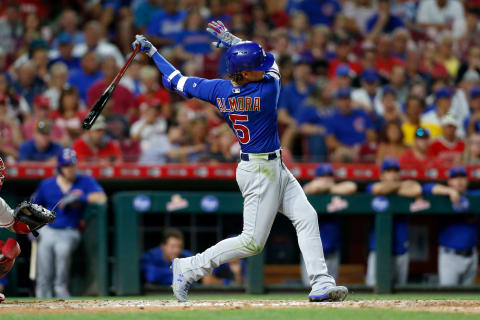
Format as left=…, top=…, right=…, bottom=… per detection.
left=1, top=0, right=480, bottom=165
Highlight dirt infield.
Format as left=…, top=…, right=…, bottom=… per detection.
left=1, top=299, right=480, bottom=314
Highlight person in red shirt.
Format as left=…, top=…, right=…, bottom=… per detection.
left=72, top=116, right=122, bottom=164
left=86, top=56, right=135, bottom=120
left=136, top=65, right=171, bottom=122
left=328, top=37, right=362, bottom=79
left=399, top=127, right=431, bottom=168
left=427, top=114, right=465, bottom=166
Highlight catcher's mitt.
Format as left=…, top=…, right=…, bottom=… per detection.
left=13, top=201, right=56, bottom=235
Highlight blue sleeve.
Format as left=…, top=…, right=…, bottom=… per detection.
left=83, top=176, right=104, bottom=194
left=183, top=77, right=224, bottom=105
left=366, top=183, right=375, bottom=194
left=325, top=115, right=336, bottom=136
left=141, top=261, right=173, bottom=285
left=422, top=183, right=437, bottom=195
left=146, top=13, right=162, bottom=36
left=467, top=189, right=480, bottom=196
left=33, top=181, right=46, bottom=206
left=364, top=112, right=374, bottom=130
left=366, top=16, right=377, bottom=33
left=17, top=143, right=31, bottom=161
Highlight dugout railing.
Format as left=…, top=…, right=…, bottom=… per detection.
left=112, top=191, right=480, bottom=295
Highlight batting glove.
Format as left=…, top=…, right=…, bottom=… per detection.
left=132, top=34, right=157, bottom=57
left=206, top=20, right=242, bottom=48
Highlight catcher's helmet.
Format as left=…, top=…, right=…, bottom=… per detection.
left=57, top=148, right=77, bottom=171
left=225, top=41, right=275, bottom=75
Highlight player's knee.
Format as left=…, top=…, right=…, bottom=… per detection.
left=239, top=234, right=264, bottom=255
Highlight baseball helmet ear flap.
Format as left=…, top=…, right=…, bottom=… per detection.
left=226, top=41, right=275, bottom=74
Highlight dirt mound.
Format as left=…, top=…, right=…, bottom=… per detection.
left=1, top=299, right=480, bottom=314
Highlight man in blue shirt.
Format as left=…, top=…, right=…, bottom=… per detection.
left=366, top=0, right=405, bottom=38
left=422, top=166, right=480, bottom=286
left=291, top=0, right=341, bottom=27
left=325, top=87, right=376, bottom=162
left=67, top=51, right=103, bottom=103
left=132, top=19, right=348, bottom=302
left=302, top=163, right=357, bottom=281
left=33, top=149, right=107, bottom=298
left=18, top=120, right=63, bottom=163
left=141, top=228, right=192, bottom=285
left=146, top=0, right=187, bottom=47
left=49, top=33, right=81, bottom=72
left=365, top=158, right=422, bottom=287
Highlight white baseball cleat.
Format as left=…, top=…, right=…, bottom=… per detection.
left=0, top=293, right=5, bottom=303
left=308, top=285, right=348, bottom=302
left=171, top=258, right=192, bottom=302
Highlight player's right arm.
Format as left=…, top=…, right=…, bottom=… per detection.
left=423, top=183, right=460, bottom=204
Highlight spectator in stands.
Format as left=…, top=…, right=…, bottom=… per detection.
left=352, top=68, right=381, bottom=113
left=18, top=120, right=63, bottom=164
left=34, top=148, right=106, bottom=298
left=51, top=87, right=87, bottom=145
left=366, top=158, right=422, bottom=287
left=419, top=42, right=449, bottom=81
left=463, top=133, right=480, bottom=164
left=49, top=33, right=81, bottom=72
left=288, top=11, right=309, bottom=54
left=146, top=0, right=187, bottom=48
left=0, top=95, right=22, bottom=162
left=464, top=86, right=480, bottom=135
left=402, top=96, right=425, bottom=146
left=328, top=37, right=363, bottom=79
left=203, top=124, right=239, bottom=163
left=12, top=60, right=46, bottom=110
left=422, top=166, right=479, bottom=286
left=427, top=113, right=465, bottom=166
left=21, top=95, right=68, bottom=145
left=366, top=0, right=405, bottom=39
left=437, top=36, right=460, bottom=79
left=67, top=51, right=103, bottom=103
left=343, top=0, right=377, bottom=35
left=174, top=10, right=211, bottom=64
left=137, top=65, right=171, bottom=122
left=87, top=56, right=135, bottom=119
left=302, top=163, right=357, bottom=281
left=377, top=121, right=407, bottom=164
left=278, top=60, right=312, bottom=151
left=73, top=115, right=122, bottom=164
left=292, top=0, right=341, bottom=27
left=456, top=46, right=480, bottom=84
left=0, top=2, right=22, bottom=60
left=388, top=65, right=409, bottom=105
left=134, top=0, right=164, bottom=31
left=417, top=0, right=466, bottom=40
left=399, top=127, right=431, bottom=168
left=327, top=64, right=353, bottom=92
left=375, top=86, right=402, bottom=123
left=325, top=87, right=376, bottom=162
left=421, top=88, right=454, bottom=139
left=73, top=21, right=124, bottom=67
left=43, top=62, right=69, bottom=111
left=140, top=228, right=192, bottom=286
left=53, top=9, right=84, bottom=47
left=130, top=103, right=168, bottom=163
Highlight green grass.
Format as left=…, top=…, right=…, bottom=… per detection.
left=2, top=308, right=480, bottom=320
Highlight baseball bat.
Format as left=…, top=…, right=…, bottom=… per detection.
left=82, top=45, right=141, bottom=130
left=29, top=239, right=37, bottom=281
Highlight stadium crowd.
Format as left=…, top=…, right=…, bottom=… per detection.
left=0, top=0, right=480, bottom=165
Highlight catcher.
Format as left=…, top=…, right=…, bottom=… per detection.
left=0, top=157, right=55, bottom=302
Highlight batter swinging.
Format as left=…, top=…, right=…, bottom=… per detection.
left=132, top=21, right=348, bottom=302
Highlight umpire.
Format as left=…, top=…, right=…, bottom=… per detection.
left=33, top=149, right=106, bottom=297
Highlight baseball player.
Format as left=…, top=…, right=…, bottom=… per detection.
left=33, top=148, right=106, bottom=298
left=365, top=158, right=422, bottom=286
left=0, top=157, right=55, bottom=302
left=422, top=166, right=479, bottom=286
left=132, top=21, right=348, bottom=302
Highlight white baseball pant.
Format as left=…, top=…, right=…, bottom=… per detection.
left=365, top=251, right=409, bottom=286
left=178, top=152, right=335, bottom=290
left=438, top=246, right=478, bottom=286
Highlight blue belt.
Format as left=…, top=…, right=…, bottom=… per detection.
left=240, top=150, right=281, bottom=161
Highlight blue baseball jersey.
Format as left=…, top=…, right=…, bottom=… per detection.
left=140, top=247, right=192, bottom=285
left=423, top=184, right=480, bottom=250
left=319, top=218, right=341, bottom=255
left=366, top=183, right=409, bottom=255
left=325, top=109, right=374, bottom=147
left=33, top=174, right=104, bottom=229
left=180, top=63, right=281, bottom=153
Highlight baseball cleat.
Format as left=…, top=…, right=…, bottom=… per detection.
left=171, top=258, right=192, bottom=302
left=0, top=293, right=4, bottom=303
left=308, top=285, right=348, bottom=302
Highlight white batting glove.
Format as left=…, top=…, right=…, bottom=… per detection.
left=206, top=20, right=242, bottom=48
left=132, top=34, right=157, bottom=57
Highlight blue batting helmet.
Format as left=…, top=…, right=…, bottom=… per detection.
left=225, top=41, right=275, bottom=74
left=58, top=148, right=77, bottom=171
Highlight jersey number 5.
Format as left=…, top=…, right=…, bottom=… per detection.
left=228, top=114, right=250, bottom=144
